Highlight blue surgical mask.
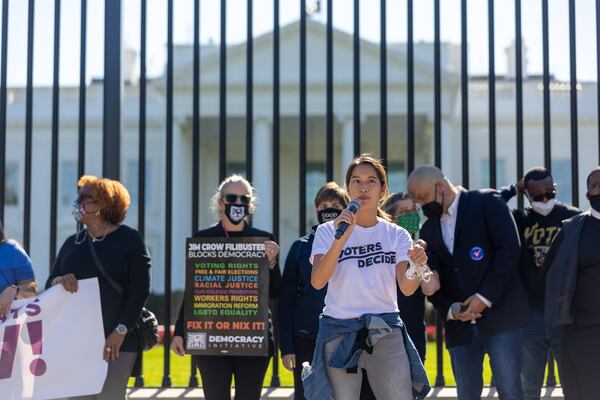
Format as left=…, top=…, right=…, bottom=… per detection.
left=72, top=201, right=86, bottom=222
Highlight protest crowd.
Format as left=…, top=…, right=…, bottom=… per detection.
left=2, top=159, right=600, bottom=400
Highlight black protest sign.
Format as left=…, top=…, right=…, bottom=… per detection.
left=184, top=237, right=270, bottom=356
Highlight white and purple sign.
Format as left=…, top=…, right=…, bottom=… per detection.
left=0, top=278, right=107, bottom=400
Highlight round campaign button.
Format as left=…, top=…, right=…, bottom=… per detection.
left=470, top=247, right=484, bottom=261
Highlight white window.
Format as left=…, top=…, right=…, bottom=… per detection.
left=387, top=161, right=408, bottom=194
left=126, top=161, right=153, bottom=208
left=480, top=159, right=506, bottom=189
left=227, top=162, right=246, bottom=178
left=5, top=162, right=18, bottom=205
left=551, top=160, right=572, bottom=205
left=61, top=161, right=78, bottom=206
left=306, top=163, right=327, bottom=228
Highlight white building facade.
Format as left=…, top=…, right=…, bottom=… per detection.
left=4, top=20, right=599, bottom=292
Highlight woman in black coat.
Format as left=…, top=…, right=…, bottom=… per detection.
left=47, top=176, right=151, bottom=400
left=171, top=174, right=281, bottom=400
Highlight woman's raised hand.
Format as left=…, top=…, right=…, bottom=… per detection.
left=264, top=241, right=280, bottom=269
left=407, top=244, right=428, bottom=265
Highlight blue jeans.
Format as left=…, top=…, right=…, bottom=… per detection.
left=521, top=310, right=562, bottom=400
left=448, top=326, right=523, bottom=400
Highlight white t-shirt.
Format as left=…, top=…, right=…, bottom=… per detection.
left=310, top=218, right=413, bottom=319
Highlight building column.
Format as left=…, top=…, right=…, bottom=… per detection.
left=252, top=118, right=273, bottom=231
left=441, top=118, right=461, bottom=184
left=339, top=116, right=354, bottom=182
left=172, top=120, right=192, bottom=290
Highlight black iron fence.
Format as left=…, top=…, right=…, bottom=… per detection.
left=1, top=0, right=598, bottom=388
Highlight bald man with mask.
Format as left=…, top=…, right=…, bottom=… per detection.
left=408, top=166, right=530, bottom=400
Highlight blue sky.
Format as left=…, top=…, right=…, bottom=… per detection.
left=3, top=0, right=598, bottom=87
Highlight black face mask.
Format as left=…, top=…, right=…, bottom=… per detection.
left=224, top=203, right=248, bottom=225
left=422, top=185, right=444, bottom=220
left=589, top=193, right=600, bottom=212
left=317, top=208, right=342, bottom=224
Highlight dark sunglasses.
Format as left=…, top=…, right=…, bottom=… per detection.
left=223, top=193, right=251, bottom=204
left=529, top=191, right=556, bottom=202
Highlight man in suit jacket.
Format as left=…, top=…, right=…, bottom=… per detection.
left=407, top=166, right=530, bottom=400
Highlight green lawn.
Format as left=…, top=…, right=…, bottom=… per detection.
left=129, top=342, right=559, bottom=388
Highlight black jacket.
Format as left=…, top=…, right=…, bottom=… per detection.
left=174, top=222, right=281, bottom=343
left=420, top=189, right=531, bottom=348
left=278, top=228, right=327, bottom=356
left=542, top=212, right=600, bottom=327
left=46, top=225, right=151, bottom=353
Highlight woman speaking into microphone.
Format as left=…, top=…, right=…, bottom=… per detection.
left=302, top=155, right=436, bottom=400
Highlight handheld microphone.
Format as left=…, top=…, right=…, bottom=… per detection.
left=334, top=199, right=361, bottom=239
left=450, top=303, right=468, bottom=315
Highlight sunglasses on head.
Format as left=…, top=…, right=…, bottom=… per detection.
left=223, top=193, right=251, bottom=204
left=528, top=191, right=556, bottom=202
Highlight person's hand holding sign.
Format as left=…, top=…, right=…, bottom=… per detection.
left=52, top=273, right=78, bottom=293
left=264, top=240, right=280, bottom=269
left=0, top=285, right=18, bottom=317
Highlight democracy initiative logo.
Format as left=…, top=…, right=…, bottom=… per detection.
left=187, top=332, right=207, bottom=350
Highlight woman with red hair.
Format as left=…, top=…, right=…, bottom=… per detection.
left=47, top=175, right=151, bottom=400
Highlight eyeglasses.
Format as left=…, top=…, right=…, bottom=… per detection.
left=223, top=193, right=251, bottom=204
left=76, top=194, right=96, bottom=204
left=528, top=191, right=556, bottom=202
